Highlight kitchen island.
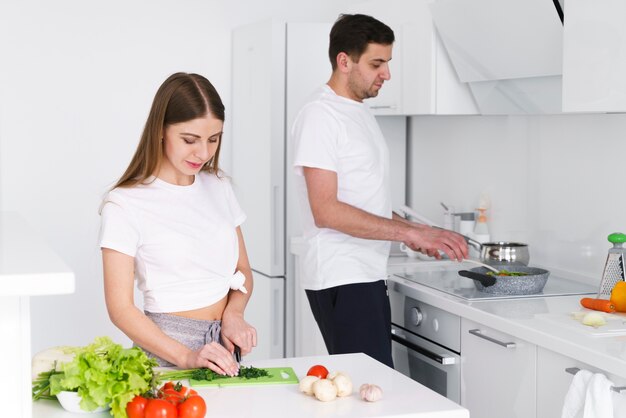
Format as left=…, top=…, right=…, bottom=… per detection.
left=32, top=352, right=469, bottom=418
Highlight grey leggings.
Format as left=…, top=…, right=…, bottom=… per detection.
left=140, top=311, right=222, bottom=367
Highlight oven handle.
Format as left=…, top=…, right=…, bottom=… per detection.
left=391, top=327, right=456, bottom=365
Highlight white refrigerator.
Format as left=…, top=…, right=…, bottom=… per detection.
left=231, top=20, right=333, bottom=359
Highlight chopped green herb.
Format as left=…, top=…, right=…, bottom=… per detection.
left=159, top=365, right=270, bottom=383
left=486, top=270, right=530, bottom=277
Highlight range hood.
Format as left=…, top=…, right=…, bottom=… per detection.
left=429, top=0, right=564, bottom=114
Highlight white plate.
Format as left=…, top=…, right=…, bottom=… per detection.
left=56, top=391, right=110, bottom=414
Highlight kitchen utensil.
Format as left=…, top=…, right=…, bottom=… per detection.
left=462, top=259, right=501, bottom=274
left=189, top=367, right=299, bottom=387
left=597, top=232, right=626, bottom=298
left=234, top=345, right=241, bottom=365
left=458, top=270, right=497, bottom=287
left=465, top=239, right=530, bottom=266
left=464, top=265, right=550, bottom=295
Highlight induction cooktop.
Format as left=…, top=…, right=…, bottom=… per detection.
left=393, top=264, right=597, bottom=301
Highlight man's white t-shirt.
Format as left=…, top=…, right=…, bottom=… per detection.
left=292, top=85, right=392, bottom=290
left=99, top=172, right=246, bottom=313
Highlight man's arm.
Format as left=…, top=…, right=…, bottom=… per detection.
left=303, top=167, right=468, bottom=261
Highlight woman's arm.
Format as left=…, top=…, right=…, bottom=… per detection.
left=102, top=248, right=239, bottom=375
left=220, top=227, right=258, bottom=355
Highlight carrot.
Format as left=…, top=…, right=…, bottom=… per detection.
left=580, top=298, right=616, bottom=313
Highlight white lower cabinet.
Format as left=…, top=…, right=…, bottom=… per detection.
left=461, top=318, right=536, bottom=418
left=537, top=347, right=626, bottom=418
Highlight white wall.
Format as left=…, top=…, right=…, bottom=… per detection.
left=0, top=0, right=365, bottom=353
left=408, top=113, right=626, bottom=283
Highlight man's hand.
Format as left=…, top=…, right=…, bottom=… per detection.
left=403, top=224, right=468, bottom=261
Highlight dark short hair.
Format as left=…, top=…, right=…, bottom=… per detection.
left=329, top=14, right=395, bottom=71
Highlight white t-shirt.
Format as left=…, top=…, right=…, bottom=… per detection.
left=99, top=172, right=246, bottom=313
left=292, top=85, right=392, bottom=290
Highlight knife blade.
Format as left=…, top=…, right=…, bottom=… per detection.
left=234, top=345, right=241, bottom=365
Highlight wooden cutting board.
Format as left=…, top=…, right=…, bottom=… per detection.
left=189, top=367, right=299, bottom=387
left=536, top=311, right=626, bottom=337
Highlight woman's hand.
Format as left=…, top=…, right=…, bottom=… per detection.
left=220, top=311, right=257, bottom=356
left=184, top=342, right=240, bottom=377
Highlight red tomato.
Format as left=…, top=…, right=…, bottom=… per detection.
left=160, top=382, right=197, bottom=399
left=161, top=388, right=185, bottom=405
left=177, top=385, right=198, bottom=397
left=161, top=382, right=175, bottom=391
left=178, top=395, right=206, bottom=418
left=145, top=398, right=178, bottom=418
left=126, top=395, right=148, bottom=418
left=306, top=364, right=329, bottom=379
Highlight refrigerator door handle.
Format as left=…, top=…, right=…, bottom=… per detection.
left=273, top=185, right=280, bottom=268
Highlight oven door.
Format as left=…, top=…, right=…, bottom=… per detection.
left=391, top=324, right=461, bottom=404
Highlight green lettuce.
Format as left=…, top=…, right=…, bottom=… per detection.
left=50, top=336, right=157, bottom=418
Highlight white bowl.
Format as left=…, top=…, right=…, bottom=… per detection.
left=56, top=391, right=111, bottom=414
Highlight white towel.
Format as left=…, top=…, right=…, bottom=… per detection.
left=583, top=373, right=614, bottom=418
left=562, top=369, right=593, bottom=418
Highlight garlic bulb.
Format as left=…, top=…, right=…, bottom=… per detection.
left=331, top=373, right=353, bottom=397
left=359, top=383, right=383, bottom=402
left=313, top=378, right=338, bottom=402
left=298, top=375, right=319, bottom=396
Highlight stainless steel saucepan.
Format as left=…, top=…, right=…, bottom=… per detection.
left=465, top=237, right=530, bottom=266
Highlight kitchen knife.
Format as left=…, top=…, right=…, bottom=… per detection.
left=234, top=345, right=241, bottom=366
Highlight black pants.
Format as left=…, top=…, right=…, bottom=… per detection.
left=305, top=280, right=394, bottom=368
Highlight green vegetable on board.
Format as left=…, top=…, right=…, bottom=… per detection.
left=158, top=365, right=270, bottom=383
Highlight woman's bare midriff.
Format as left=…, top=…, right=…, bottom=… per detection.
left=169, top=295, right=228, bottom=321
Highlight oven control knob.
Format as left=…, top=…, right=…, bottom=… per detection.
left=410, top=307, right=423, bottom=326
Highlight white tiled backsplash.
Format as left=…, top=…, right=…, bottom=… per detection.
left=406, top=113, right=626, bottom=284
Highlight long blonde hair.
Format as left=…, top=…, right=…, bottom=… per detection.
left=113, top=72, right=225, bottom=189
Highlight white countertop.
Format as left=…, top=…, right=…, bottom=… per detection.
left=32, top=353, right=469, bottom=418
left=0, top=212, right=74, bottom=296
left=387, top=257, right=626, bottom=379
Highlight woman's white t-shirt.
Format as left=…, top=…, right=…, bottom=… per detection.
left=292, top=85, right=392, bottom=290
left=99, top=172, right=246, bottom=313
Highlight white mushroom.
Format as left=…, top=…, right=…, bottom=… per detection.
left=298, top=375, right=319, bottom=396
left=359, top=383, right=383, bottom=402
left=313, top=378, right=338, bottom=402
left=331, top=373, right=353, bottom=397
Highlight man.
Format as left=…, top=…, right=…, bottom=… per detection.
left=291, top=14, right=468, bottom=367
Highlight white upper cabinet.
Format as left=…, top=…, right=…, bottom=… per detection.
left=562, top=0, right=626, bottom=112
left=430, top=0, right=563, bottom=82
left=345, top=0, right=478, bottom=115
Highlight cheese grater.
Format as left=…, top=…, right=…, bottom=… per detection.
left=597, top=232, right=626, bottom=298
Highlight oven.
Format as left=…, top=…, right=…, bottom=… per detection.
left=389, top=286, right=461, bottom=403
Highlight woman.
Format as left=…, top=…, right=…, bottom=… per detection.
left=99, top=72, right=256, bottom=376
